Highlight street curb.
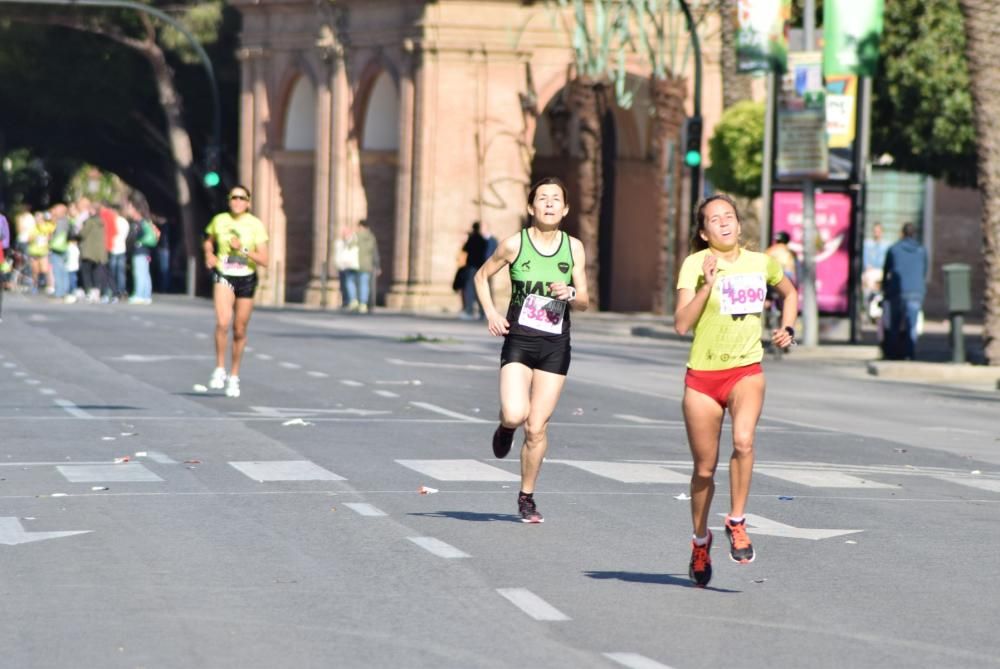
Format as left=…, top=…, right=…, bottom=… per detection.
left=867, top=360, right=1000, bottom=385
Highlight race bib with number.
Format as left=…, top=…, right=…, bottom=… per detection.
left=221, top=254, right=251, bottom=275
left=719, top=272, right=767, bottom=315
left=518, top=293, right=566, bottom=334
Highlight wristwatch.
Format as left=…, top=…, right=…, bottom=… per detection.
left=241, top=247, right=250, bottom=256
left=566, top=286, right=577, bottom=302
left=784, top=326, right=795, bottom=339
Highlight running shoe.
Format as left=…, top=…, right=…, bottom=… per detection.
left=492, top=425, right=516, bottom=459
left=725, top=516, right=755, bottom=563
left=518, top=493, right=543, bottom=523
left=209, top=367, right=227, bottom=390
left=225, top=375, right=241, bottom=398
left=689, top=531, right=713, bottom=587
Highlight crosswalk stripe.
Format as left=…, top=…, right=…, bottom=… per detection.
left=755, top=467, right=898, bottom=489
left=396, top=459, right=520, bottom=482
left=409, top=402, right=488, bottom=423
left=930, top=476, right=1000, bottom=493
left=548, top=460, right=689, bottom=484
left=408, top=536, right=470, bottom=559
left=604, top=653, right=676, bottom=669
left=228, top=460, right=345, bottom=482
left=344, top=503, right=387, bottom=517
left=57, top=463, right=164, bottom=483
left=496, top=588, right=570, bottom=621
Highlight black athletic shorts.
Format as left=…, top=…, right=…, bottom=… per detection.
left=500, top=332, right=571, bottom=375
left=213, top=270, right=258, bottom=299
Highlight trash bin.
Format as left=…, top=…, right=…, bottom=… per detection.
left=942, top=263, right=971, bottom=314
left=942, top=263, right=971, bottom=363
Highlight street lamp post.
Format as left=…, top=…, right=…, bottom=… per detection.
left=677, top=0, right=703, bottom=236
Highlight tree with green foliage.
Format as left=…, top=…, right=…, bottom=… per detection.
left=872, top=0, right=976, bottom=187
left=0, top=0, right=239, bottom=282
left=706, top=100, right=765, bottom=198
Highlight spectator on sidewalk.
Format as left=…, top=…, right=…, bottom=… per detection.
left=355, top=219, right=380, bottom=314
left=882, top=223, right=928, bottom=361
left=460, top=221, right=488, bottom=319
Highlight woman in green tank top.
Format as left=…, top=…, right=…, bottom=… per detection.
left=472, top=177, right=589, bottom=523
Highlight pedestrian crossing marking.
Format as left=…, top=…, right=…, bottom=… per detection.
left=57, top=463, right=164, bottom=483
left=930, top=475, right=1000, bottom=493
left=396, top=459, right=520, bottom=482
left=496, top=588, right=571, bottom=621
left=229, top=460, right=345, bottom=482
left=344, top=503, right=387, bottom=517
left=408, top=536, right=470, bottom=559
left=755, top=467, right=898, bottom=489
left=548, top=460, right=689, bottom=484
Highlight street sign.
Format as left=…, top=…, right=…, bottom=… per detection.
left=776, top=52, right=828, bottom=181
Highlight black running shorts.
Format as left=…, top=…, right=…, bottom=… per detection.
left=500, top=332, right=571, bottom=375
left=213, top=270, right=258, bottom=299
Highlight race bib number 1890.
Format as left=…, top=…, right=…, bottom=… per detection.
left=518, top=294, right=565, bottom=334
left=718, top=273, right=767, bottom=315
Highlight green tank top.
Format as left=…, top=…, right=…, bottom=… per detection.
left=506, top=229, right=574, bottom=336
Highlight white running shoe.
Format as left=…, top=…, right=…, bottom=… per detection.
left=209, top=367, right=227, bottom=390
left=225, top=375, right=241, bottom=398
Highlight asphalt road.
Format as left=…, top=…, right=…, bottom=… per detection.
left=1, top=293, right=998, bottom=669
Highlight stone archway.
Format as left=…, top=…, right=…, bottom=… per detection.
left=357, top=67, right=399, bottom=305
left=273, top=74, right=317, bottom=303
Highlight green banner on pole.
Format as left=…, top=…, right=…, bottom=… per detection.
left=823, top=0, right=884, bottom=77
left=736, top=0, right=791, bottom=73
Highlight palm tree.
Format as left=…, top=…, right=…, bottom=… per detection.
left=957, top=0, right=1000, bottom=364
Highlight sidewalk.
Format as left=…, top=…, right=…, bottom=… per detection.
left=570, top=310, right=1000, bottom=391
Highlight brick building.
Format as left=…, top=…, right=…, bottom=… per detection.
left=229, top=0, right=723, bottom=312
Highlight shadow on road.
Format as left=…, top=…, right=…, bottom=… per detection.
left=584, top=570, right=741, bottom=592
left=408, top=511, right=522, bottom=523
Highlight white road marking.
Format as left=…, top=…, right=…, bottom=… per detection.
left=344, top=503, right=387, bottom=517
left=57, top=463, right=164, bottom=483
left=279, top=362, right=301, bottom=369
left=409, top=401, right=487, bottom=423
left=375, top=379, right=422, bottom=385
left=397, top=459, right=520, bottom=482
left=24, top=379, right=40, bottom=385
left=13, top=371, right=27, bottom=377
left=235, top=406, right=389, bottom=418
left=340, top=379, right=364, bottom=387
left=145, top=451, right=178, bottom=464
left=374, top=390, right=399, bottom=398
left=710, top=513, right=862, bottom=541
left=408, top=536, right=470, bottom=559
left=387, top=357, right=493, bottom=371
left=255, top=353, right=274, bottom=360
left=54, top=399, right=94, bottom=419
left=2, top=362, right=17, bottom=368
left=229, top=460, right=345, bottom=482
left=755, top=467, right=898, bottom=489
left=931, top=475, right=1000, bottom=493
left=604, top=653, right=676, bottom=669
left=614, top=414, right=681, bottom=425
left=38, top=389, right=56, bottom=395
left=0, top=517, right=91, bottom=545
left=496, top=588, right=571, bottom=621
left=548, top=460, right=689, bottom=484
left=307, top=371, right=329, bottom=378
left=109, top=354, right=212, bottom=362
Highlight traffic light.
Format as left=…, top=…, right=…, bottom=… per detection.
left=683, top=115, right=703, bottom=168
left=203, top=145, right=221, bottom=188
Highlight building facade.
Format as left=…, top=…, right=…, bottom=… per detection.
left=230, top=0, right=723, bottom=312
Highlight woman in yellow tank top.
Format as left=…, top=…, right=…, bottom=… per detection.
left=674, top=194, right=797, bottom=587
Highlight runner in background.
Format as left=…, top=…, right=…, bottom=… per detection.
left=203, top=185, right=269, bottom=398
left=674, top=194, right=797, bottom=587
left=473, top=177, right=589, bottom=523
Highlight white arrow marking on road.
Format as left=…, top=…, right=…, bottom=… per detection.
left=109, top=354, right=212, bottom=362
left=711, top=513, right=862, bottom=541
left=0, top=518, right=91, bottom=546
left=409, top=402, right=488, bottom=423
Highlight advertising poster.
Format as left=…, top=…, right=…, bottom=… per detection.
left=772, top=190, right=853, bottom=314
left=736, top=0, right=792, bottom=73
left=776, top=52, right=828, bottom=181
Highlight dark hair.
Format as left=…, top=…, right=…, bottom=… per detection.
left=775, top=231, right=790, bottom=245
left=358, top=219, right=369, bottom=228
left=901, top=222, right=916, bottom=238
left=691, top=193, right=741, bottom=251
left=527, top=177, right=568, bottom=206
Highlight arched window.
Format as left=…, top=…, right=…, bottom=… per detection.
left=362, top=72, right=399, bottom=151
left=283, top=77, right=317, bottom=151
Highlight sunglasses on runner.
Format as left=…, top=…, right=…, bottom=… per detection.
left=229, top=194, right=250, bottom=201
